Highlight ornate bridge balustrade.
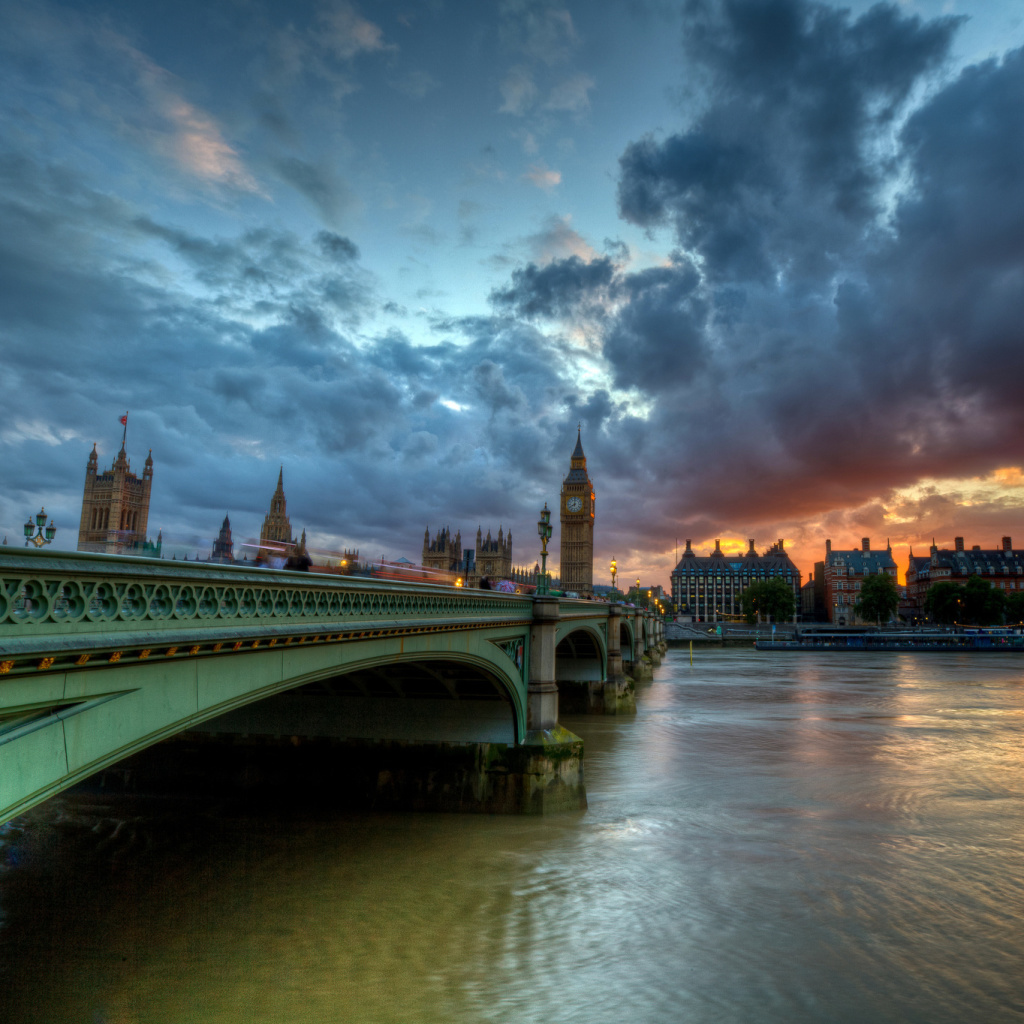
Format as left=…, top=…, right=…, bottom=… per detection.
left=0, top=549, right=662, bottom=823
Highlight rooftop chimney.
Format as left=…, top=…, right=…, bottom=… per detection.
left=861, top=537, right=870, bottom=552
left=825, top=539, right=832, bottom=554
left=1003, top=536, right=1012, bottom=552
left=955, top=537, right=964, bottom=551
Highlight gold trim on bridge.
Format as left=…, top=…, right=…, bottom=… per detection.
left=0, top=618, right=531, bottom=679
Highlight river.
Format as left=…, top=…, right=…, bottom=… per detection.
left=2, top=647, right=1023, bottom=1023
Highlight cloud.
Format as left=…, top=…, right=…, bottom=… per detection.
left=524, top=214, right=596, bottom=262
left=490, top=255, right=615, bottom=319
left=274, top=158, right=355, bottom=225
left=0, top=148, right=599, bottom=560
left=316, top=231, right=360, bottom=262
left=499, top=2, right=578, bottom=67
left=618, top=0, right=960, bottom=285
left=578, top=3, right=1024, bottom=577
left=604, top=261, right=708, bottom=393
left=497, top=3, right=593, bottom=121
left=499, top=65, right=539, bottom=115
left=389, top=69, right=441, bottom=99
left=318, top=3, right=392, bottom=60
left=545, top=73, right=595, bottom=112
left=0, top=5, right=263, bottom=196
left=522, top=163, right=562, bottom=189
left=7, top=0, right=1024, bottom=588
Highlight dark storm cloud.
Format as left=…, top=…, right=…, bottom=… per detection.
left=618, top=0, right=960, bottom=285
left=316, top=230, right=360, bottom=262
left=488, top=254, right=615, bottom=318
left=0, top=141, right=597, bottom=558
left=564, top=0, right=1024, bottom=554
left=604, top=261, right=708, bottom=392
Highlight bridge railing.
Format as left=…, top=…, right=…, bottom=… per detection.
left=0, top=548, right=533, bottom=643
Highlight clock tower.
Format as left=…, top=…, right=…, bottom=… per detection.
left=559, top=426, right=595, bottom=596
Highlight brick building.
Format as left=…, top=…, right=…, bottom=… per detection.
left=817, top=538, right=897, bottom=625
left=906, top=536, right=1024, bottom=619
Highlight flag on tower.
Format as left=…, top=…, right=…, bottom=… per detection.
left=119, top=414, right=128, bottom=426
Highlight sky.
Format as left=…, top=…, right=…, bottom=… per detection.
left=3, top=0, right=1024, bottom=587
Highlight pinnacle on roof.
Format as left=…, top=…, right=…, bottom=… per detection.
left=572, top=423, right=585, bottom=460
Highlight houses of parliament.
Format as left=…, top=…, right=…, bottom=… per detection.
left=71, top=424, right=596, bottom=590
left=73, top=429, right=322, bottom=567
left=76, top=435, right=161, bottom=556
left=423, top=428, right=596, bottom=592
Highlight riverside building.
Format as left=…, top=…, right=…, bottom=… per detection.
left=906, top=536, right=1024, bottom=617
left=670, top=539, right=801, bottom=622
left=818, top=538, right=898, bottom=625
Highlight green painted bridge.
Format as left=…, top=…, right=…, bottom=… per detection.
left=0, top=549, right=664, bottom=822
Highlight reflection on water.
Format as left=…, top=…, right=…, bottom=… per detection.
left=2, top=648, right=1024, bottom=1023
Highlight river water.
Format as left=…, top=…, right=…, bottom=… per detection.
left=2, top=647, right=1024, bottom=1023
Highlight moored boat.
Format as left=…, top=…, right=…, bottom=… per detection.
left=756, top=629, right=1024, bottom=652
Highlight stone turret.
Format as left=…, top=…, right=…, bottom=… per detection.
left=77, top=431, right=154, bottom=555
left=259, top=467, right=295, bottom=561
left=211, top=514, right=234, bottom=563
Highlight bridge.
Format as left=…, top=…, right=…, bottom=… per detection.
left=0, top=549, right=664, bottom=823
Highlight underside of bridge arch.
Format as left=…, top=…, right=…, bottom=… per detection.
left=621, top=622, right=635, bottom=659
left=555, top=628, right=608, bottom=713
left=187, top=656, right=519, bottom=746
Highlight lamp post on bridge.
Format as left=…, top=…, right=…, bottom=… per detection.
left=536, top=503, right=552, bottom=595
left=610, top=558, right=617, bottom=593
left=24, top=508, right=56, bottom=548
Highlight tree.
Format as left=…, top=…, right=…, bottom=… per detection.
left=962, top=575, right=1005, bottom=625
left=1007, top=591, right=1024, bottom=624
left=924, top=582, right=963, bottom=624
left=924, top=576, right=1006, bottom=625
left=740, top=578, right=795, bottom=624
left=855, top=572, right=899, bottom=625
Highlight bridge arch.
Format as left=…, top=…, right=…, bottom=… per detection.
left=554, top=625, right=607, bottom=683
left=192, top=649, right=526, bottom=747
left=619, top=619, right=635, bottom=657
left=552, top=624, right=607, bottom=714
left=0, top=635, right=529, bottom=825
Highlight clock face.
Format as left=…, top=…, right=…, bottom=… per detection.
left=566, top=496, right=583, bottom=513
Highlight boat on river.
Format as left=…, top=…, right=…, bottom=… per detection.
left=756, top=629, right=1024, bottom=652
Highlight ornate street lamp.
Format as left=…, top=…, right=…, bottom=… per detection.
left=610, top=558, right=617, bottom=592
left=536, top=503, right=552, bottom=595
left=24, top=507, right=56, bottom=548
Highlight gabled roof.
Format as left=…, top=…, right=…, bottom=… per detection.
left=826, top=548, right=897, bottom=573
